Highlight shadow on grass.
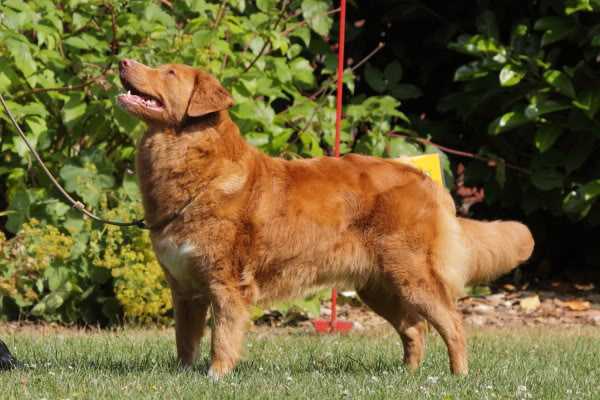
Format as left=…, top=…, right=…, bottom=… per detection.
left=11, top=353, right=411, bottom=377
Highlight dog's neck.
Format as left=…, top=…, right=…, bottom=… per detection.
left=135, top=110, right=254, bottom=230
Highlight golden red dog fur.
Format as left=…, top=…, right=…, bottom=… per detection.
left=117, top=59, right=534, bottom=378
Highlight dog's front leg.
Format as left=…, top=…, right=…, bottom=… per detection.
left=207, top=281, right=249, bottom=380
left=173, top=293, right=210, bottom=367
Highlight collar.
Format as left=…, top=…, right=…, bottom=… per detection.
left=178, top=111, right=220, bottom=133
left=145, top=191, right=203, bottom=231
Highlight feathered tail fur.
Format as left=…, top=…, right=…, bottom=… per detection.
left=458, top=218, right=534, bottom=286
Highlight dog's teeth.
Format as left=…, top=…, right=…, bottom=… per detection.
left=127, top=90, right=131, bottom=95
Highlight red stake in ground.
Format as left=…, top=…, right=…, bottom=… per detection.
left=311, top=0, right=353, bottom=334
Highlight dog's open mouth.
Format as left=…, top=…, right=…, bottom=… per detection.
left=117, top=78, right=164, bottom=111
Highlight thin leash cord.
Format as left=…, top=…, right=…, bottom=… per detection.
left=0, top=93, right=147, bottom=229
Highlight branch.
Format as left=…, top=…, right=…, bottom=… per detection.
left=160, top=0, right=173, bottom=9
left=242, top=0, right=291, bottom=73
left=212, top=0, right=228, bottom=28
left=386, top=131, right=531, bottom=174
left=13, top=3, right=119, bottom=99
left=280, top=7, right=341, bottom=37
left=309, top=42, right=385, bottom=100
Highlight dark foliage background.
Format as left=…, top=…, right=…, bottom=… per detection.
left=346, top=0, right=600, bottom=283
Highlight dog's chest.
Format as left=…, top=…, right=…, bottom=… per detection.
left=153, top=237, right=199, bottom=290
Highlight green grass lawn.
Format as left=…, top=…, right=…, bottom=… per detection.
left=0, top=325, right=599, bottom=399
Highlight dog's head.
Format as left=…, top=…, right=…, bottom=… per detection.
left=117, top=59, right=234, bottom=126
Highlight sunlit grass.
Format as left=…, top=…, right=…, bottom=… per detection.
left=0, top=326, right=598, bottom=399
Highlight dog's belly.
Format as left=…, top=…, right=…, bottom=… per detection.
left=254, top=234, right=374, bottom=302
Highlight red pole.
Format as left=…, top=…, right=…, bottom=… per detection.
left=330, top=0, right=346, bottom=331
left=334, top=0, right=346, bottom=159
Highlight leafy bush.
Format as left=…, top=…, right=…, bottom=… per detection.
left=0, top=0, right=418, bottom=323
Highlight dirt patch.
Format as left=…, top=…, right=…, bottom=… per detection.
left=260, top=286, right=600, bottom=332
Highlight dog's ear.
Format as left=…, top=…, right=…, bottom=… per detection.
left=187, top=72, right=234, bottom=117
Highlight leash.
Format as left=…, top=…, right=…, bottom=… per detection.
left=0, top=93, right=148, bottom=229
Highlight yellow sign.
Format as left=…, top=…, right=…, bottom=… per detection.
left=399, top=153, right=445, bottom=186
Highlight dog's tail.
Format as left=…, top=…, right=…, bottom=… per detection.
left=458, top=218, right=534, bottom=286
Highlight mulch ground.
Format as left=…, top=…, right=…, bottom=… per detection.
left=1, top=284, right=599, bottom=335
left=257, top=283, right=600, bottom=332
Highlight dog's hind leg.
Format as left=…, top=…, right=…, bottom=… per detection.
left=358, top=284, right=427, bottom=370
left=208, top=282, right=249, bottom=380
left=397, top=275, right=468, bottom=375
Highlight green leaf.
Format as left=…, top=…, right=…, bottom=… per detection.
left=543, top=70, right=576, bottom=98
left=301, top=0, right=333, bottom=36
left=495, top=159, right=506, bottom=188
left=488, top=111, right=529, bottom=135
left=5, top=38, right=36, bottom=77
left=454, top=61, right=489, bottom=82
left=246, top=132, right=270, bottom=147
left=289, top=58, right=316, bottom=88
left=45, top=266, right=70, bottom=292
left=59, top=164, right=114, bottom=208
left=499, top=64, right=525, bottom=87
left=476, top=10, right=499, bottom=40
left=228, top=0, right=246, bottom=12
left=62, top=93, right=87, bottom=129
left=64, top=36, right=90, bottom=50
left=364, top=63, right=386, bottom=93
left=343, top=68, right=355, bottom=94
left=46, top=200, right=70, bottom=221
left=273, top=58, right=292, bottom=83
left=565, top=0, right=593, bottom=14
left=535, top=126, right=562, bottom=153
left=390, top=83, right=423, bottom=100
left=449, top=34, right=503, bottom=56
left=531, top=169, right=564, bottom=191
left=144, top=2, right=175, bottom=27
left=534, top=17, right=575, bottom=46
left=385, top=137, right=421, bottom=158
left=563, top=180, right=600, bottom=217
left=572, top=89, right=600, bottom=118
left=6, top=188, right=31, bottom=233
left=192, top=29, right=214, bottom=47
left=525, top=98, right=571, bottom=120
left=31, top=292, right=64, bottom=316
left=383, top=61, right=403, bottom=84
left=289, top=26, right=311, bottom=47
left=565, top=134, right=595, bottom=172
left=256, top=0, right=277, bottom=12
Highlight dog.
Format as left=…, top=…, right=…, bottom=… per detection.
left=117, top=59, right=534, bottom=378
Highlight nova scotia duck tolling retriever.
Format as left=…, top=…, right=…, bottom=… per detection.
left=117, top=59, right=534, bottom=379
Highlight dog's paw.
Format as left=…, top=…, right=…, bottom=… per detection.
left=207, top=366, right=223, bottom=381
left=207, top=362, right=232, bottom=381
